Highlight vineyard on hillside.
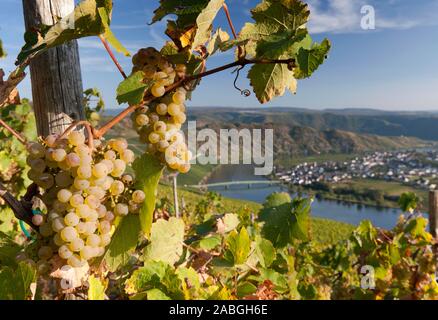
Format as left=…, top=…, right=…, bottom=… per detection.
left=0, top=0, right=437, bottom=301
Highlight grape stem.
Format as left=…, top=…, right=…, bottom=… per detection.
left=94, top=57, right=295, bottom=137
left=99, top=35, right=128, bottom=79
left=0, top=117, right=27, bottom=144
left=222, top=2, right=244, bottom=58
left=0, top=183, right=39, bottom=231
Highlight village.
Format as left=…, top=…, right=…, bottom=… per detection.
left=275, top=150, right=438, bottom=190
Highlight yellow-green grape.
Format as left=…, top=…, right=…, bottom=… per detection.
left=52, top=149, right=67, bottom=162
left=75, top=222, right=87, bottom=235
left=114, top=203, right=129, bottom=216
left=68, top=131, right=86, bottom=146
left=85, top=195, right=100, bottom=209
left=120, top=149, right=135, bottom=164
left=92, top=163, right=109, bottom=179
left=85, top=210, right=98, bottom=222
left=156, top=103, right=168, bottom=115
left=111, top=159, right=126, bottom=177
left=69, top=238, right=85, bottom=252
left=173, top=112, right=187, bottom=124
left=77, top=166, right=92, bottom=179
left=99, top=220, right=112, bottom=234
left=100, top=234, right=111, bottom=247
left=110, top=180, right=125, bottom=196
left=38, top=246, right=53, bottom=260
left=151, top=84, right=165, bottom=97
left=69, top=194, right=84, bottom=207
left=158, top=140, right=170, bottom=152
left=149, top=113, right=160, bottom=123
left=167, top=103, right=181, bottom=116
left=84, top=222, right=97, bottom=236
left=105, top=211, right=115, bottom=222
left=80, top=154, right=93, bottom=166
left=80, top=246, right=95, bottom=260
left=128, top=201, right=141, bottom=214
left=111, top=139, right=128, bottom=153
left=86, top=234, right=101, bottom=247
left=153, top=121, right=167, bottom=133
left=73, top=177, right=90, bottom=191
left=60, top=226, right=78, bottom=242
left=58, top=245, right=73, bottom=260
left=52, top=218, right=66, bottom=233
left=101, top=159, right=115, bottom=173
left=132, top=190, right=145, bottom=204
left=96, top=205, right=107, bottom=218
left=67, top=254, right=86, bottom=268
left=64, top=212, right=80, bottom=227
left=172, top=91, right=186, bottom=104
left=149, top=132, right=160, bottom=144
left=104, top=150, right=117, bottom=161
left=136, top=114, right=149, bottom=126
left=179, top=163, right=191, bottom=174
left=57, top=189, right=72, bottom=203
left=58, top=160, right=71, bottom=171
left=66, top=153, right=81, bottom=167
left=76, top=204, right=91, bottom=219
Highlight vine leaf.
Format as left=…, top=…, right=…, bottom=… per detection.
left=102, top=215, right=140, bottom=272
left=0, top=232, right=21, bottom=266
left=294, top=39, right=331, bottom=79
left=16, top=0, right=112, bottom=65
left=255, top=235, right=275, bottom=268
left=207, top=28, right=230, bottom=56
left=116, top=71, right=151, bottom=105
left=225, top=227, right=251, bottom=265
left=0, top=262, right=36, bottom=300
left=133, top=154, right=165, bottom=237
left=259, top=196, right=311, bottom=248
left=88, top=275, right=107, bottom=300
left=144, top=218, right=185, bottom=265
left=97, top=7, right=130, bottom=56
left=191, top=0, right=225, bottom=51
left=248, top=62, right=296, bottom=104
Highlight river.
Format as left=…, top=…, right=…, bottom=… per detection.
left=207, top=165, right=402, bottom=229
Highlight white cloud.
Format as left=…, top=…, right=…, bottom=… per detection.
left=307, top=0, right=426, bottom=34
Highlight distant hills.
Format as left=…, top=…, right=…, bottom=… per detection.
left=186, top=107, right=438, bottom=141
left=104, top=107, right=437, bottom=157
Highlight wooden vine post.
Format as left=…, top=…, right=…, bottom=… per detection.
left=22, top=0, right=85, bottom=136
left=429, top=191, right=438, bottom=268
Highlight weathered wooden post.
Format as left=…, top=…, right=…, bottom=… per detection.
left=429, top=191, right=438, bottom=238
left=22, top=0, right=85, bottom=136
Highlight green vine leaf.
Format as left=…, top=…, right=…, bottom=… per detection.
left=97, top=7, right=130, bottom=56
left=0, top=262, right=36, bottom=300
left=17, top=0, right=113, bottom=64
left=144, top=218, right=185, bottom=265
left=116, top=71, right=151, bottom=105
left=103, top=215, right=140, bottom=272
left=0, top=232, right=21, bottom=266
left=255, top=235, right=276, bottom=268
left=88, top=275, right=107, bottom=300
left=133, top=154, right=165, bottom=237
left=207, top=28, right=230, bottom=56
left=191, top=0, right=225, bottom=51
left=260, top=197, right=311, bottom=248
left=294, top=39, right=331, bottom=79
left=248, top=62, right=296, bottom=104
left=225, top=227, right=251, bottom=265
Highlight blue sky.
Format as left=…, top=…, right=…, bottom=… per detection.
left=1, top=0, right=438, bottom=111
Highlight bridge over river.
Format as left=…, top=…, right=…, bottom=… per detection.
left=185, top=180, right=282, bottom=189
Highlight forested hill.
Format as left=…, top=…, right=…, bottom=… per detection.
left=186, top=107, right=438, bottom=141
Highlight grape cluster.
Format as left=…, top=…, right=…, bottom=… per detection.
left=26, top=131, right=145, bottom=270
left=131, top=47, right=192, bottom=174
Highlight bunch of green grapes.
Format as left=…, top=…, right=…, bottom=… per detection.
left=26, top=131, right=146, bottom=271
left=131, top=47, right=192, bottom=174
